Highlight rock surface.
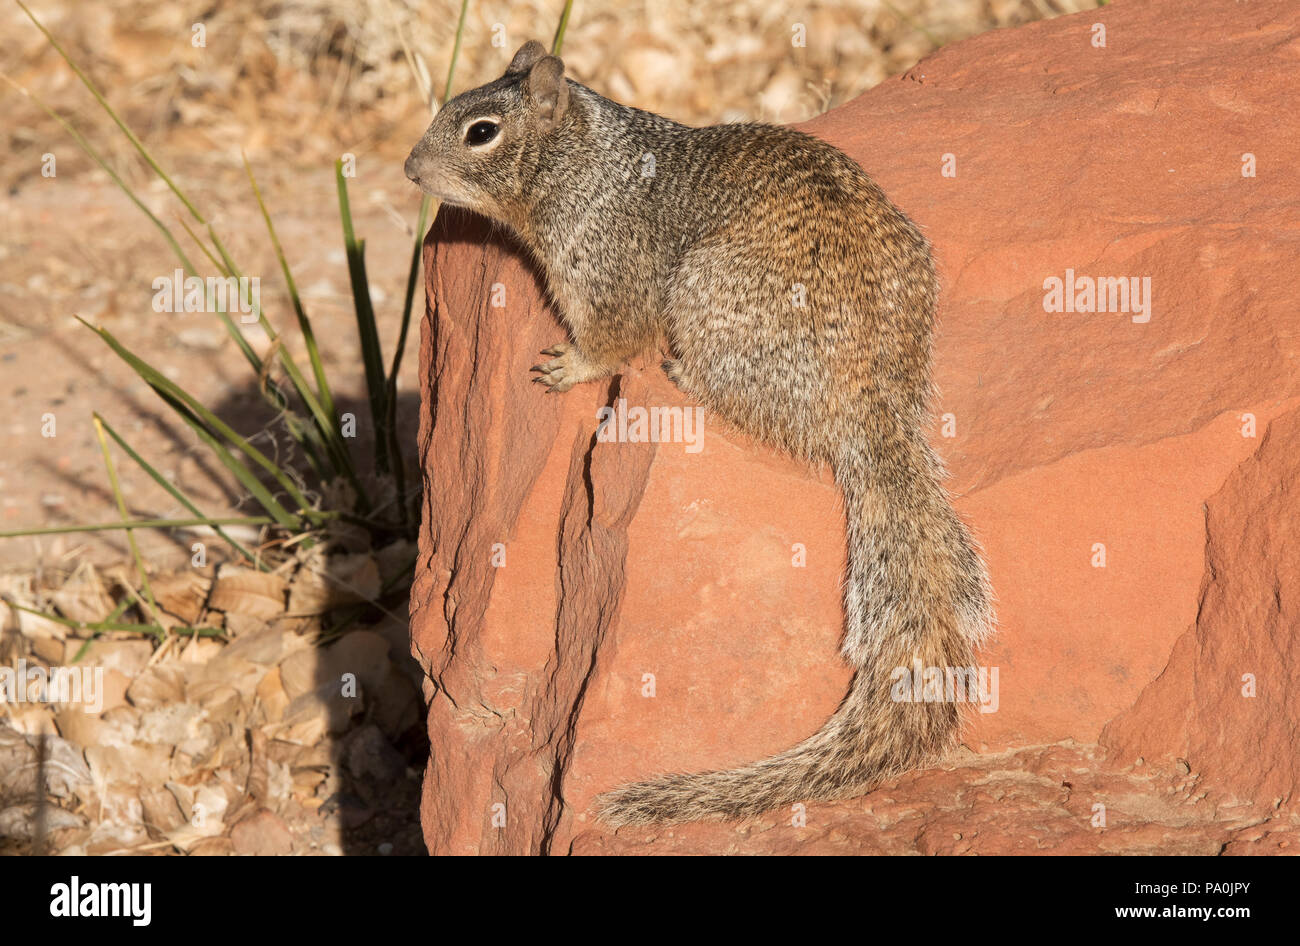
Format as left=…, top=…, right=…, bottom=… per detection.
left=410, top=0, right=1300, bottom=855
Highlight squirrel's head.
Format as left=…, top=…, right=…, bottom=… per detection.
left=404, top=40, right=570, bottom=219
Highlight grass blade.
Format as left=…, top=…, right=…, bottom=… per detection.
left=67, top=600, right=132, bottom=662
left=0, top=516, right=277, bottom=539
left=4, top=600, right=221, bottom=639
left=155, top=389, right=304, bottom=531
left=552, top=0, right=576, bottom=55
left=243, top=153, right=337, bottom=421
left=95, top=414, right=264, bottom=568
left=91, top=415, right=160, bottom=623
left=10, top=12, right=355, bottom=501
left=2, top=76, right=198, bottom=278
left=383, top=0, right=476, bottom=527
left=335, top=163, right=391, bottom=474
left=4, top=79, right=318, bottom=466
left=201, top=208, right=368, bottom=505
left=443, top=0, right=471, bottom=103
left=79, top=318, right=322, bottom=527
left=14, top=0, right=203, bottom=223
left=386, top=195, right=432, bottom=530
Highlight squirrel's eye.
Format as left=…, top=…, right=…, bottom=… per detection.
left=465, top=121, right=500, bottom=146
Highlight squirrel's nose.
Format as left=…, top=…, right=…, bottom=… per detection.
left=403, top=151, right=421, bottom=183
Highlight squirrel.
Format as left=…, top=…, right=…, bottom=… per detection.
left=405, top=41, right=994, bottom=826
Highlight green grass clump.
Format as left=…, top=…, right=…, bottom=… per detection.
left=0, top=0, right=586, bottom=643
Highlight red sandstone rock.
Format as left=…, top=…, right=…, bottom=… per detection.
left=1101, top=408, right=1300, bottom=806
left=409, top=0, right=1300, bottom=854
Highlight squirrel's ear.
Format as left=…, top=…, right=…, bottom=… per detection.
left=505, top=41, right=548, bottom=76
left=524, top=56, right=569, bottom=131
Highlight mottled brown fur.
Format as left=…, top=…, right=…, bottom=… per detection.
left=406, top=41, right=994, bottom=825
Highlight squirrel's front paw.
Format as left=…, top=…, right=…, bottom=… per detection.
left=530, top=343, right=600, bottom=394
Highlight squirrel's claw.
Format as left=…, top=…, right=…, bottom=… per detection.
left=531, top=342, right=597, bottom=394
left=531, top=364, right=571, bottom=392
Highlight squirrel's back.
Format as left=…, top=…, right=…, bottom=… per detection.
left=527, top=84, right=939, bottom=458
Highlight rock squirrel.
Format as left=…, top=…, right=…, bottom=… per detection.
left=405, top=41, right=994, bottom=825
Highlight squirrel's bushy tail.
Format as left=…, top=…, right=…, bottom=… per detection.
left=596, top=427, right=992, bottom=826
